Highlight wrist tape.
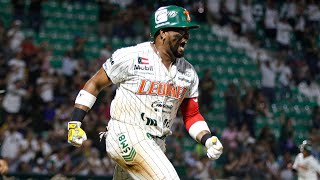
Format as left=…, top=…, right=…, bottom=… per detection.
left=201, top=133, right=212, bottom=146
left=71, top=108, right=87, bottom=122
left=75, top=90, right=97, bottom=109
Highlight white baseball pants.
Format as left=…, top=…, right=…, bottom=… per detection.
left=105, top=120, right=180, bottom=180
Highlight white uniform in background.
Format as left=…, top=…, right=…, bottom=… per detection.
left=293, top=153, right=320, bottom=180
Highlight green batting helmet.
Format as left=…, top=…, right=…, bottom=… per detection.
left=300, top=140, right=313, bottom=153
left=150, top=5, right=200, bottom=38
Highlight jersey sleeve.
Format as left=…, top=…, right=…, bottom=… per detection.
left=102, top=48, right=133, bottom=84
left=186, top=68, right=199, bottom=98
left=292, top=154, right=301, bottom=170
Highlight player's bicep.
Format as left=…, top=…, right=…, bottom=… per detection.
left=83, top=67, right=112, bottom=94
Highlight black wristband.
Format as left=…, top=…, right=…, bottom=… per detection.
left=200, top=133, right=212, bottom=146
left=71, top=108, right=87, bottom=122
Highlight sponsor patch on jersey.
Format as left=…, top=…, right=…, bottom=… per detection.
left=118, top=133, right=136, bottom=162
left=138, top=56, right=149, bottom=64
left=134, top=64, right=154, bottom=71
left=151, top=100, right=173, bottom=113
left=141, top=112, right=158, bottom=126
left=178, top=76, right=191, bottom=83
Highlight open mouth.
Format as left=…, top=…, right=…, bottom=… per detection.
left=179, top=41, right=187, bottom=50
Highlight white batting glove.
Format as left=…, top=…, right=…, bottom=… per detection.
left=68, top=121, right=87, bottom=147
left=205, top=136, right=223, bottom=160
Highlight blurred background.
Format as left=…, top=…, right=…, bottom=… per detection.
left=0, top=0, right=320, bottom=179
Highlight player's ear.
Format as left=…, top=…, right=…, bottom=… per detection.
left=159, top=30, right=166, bottom=40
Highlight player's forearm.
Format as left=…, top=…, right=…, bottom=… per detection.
left=74, top=68, right=112, bottom=111
left=180, top=98, right=212, bottom=145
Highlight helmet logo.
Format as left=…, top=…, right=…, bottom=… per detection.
left=183, top=10, right=191, bottom=22
left=167, top=11, right=177, bottom=18
left=155, top=9, right=168, bottom=24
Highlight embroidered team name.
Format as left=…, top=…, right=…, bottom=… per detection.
left=137, top=80, right=187, bottom=100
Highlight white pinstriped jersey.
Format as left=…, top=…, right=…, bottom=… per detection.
left=103, top=42, right=199, bottom=138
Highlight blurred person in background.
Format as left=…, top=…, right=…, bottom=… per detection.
left=0, top=90, right=6, bottom=126
left=206, top=0, right=222, bottom=26
left=36, top=71, right=57, bottom=103
left=7, top=20, right=25, bottom=53
left=259, top=58, right=278, bottom=105
left=97, top=0, right=117, bottom=38
left=0, top=120, right=25, bottom=172
left=224, top=82, right=240, bottom=125
left=279, top=115, right=298, bottom=155
left=72, top=35, right=86, bottom=60
left=27, top=0, right=44, bottom=34
left=236, top=123, right=255, bottom=148
left=264, top=0, right=279, bottom=40
left=240, top=0, right=256, bottom=34
left=194, top=155, right=215, bottom=180
left=241, top=87, right=257, bottom=137
left=258, top=125, right=277, bottom=155
left=20, top=36, right=38, bottom=62
left=292, top=140, right=320, bottom=180
left=312, top=106, right=320, bottom=129
left=221, top=121, right=238, bottom=151
left=199, top=69, right=215, bottom=114
left=294, top=5, right=306, bottom=43
left=278, top=58, right=292, bottom=99
left=0, top=21, right=7, bottom=49
left=280, top=0, right=297, bottom=27
left=305, top=0, right=320, bottom=27
left=276, top=18, right=293, bottom=51
left=2, top=79, right=29, bottom=115
left=0, top=90, right=8, bottom=175
left=7, top=51, right=26, bottom=84
left=279, top=151, right=295, bottom=180
left=11, top=0, right=25, bottom=21
left=61, top=51, right=77, bottom=84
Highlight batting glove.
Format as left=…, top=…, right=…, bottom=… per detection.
left=68, top=121, right=87, bottom=147
left=205, top=136, right=223, bottom=160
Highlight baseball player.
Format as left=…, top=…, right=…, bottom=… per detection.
left=292, top=140, right=320, bottom=180
left=67, top=5, right=223, bottom=179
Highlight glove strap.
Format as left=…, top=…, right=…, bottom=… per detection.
left=71, top=108, right=87, bottom=122
left=201, top=133, right=211, bottom=146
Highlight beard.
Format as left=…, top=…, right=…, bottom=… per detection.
left=169, top=34, right=185, bottom=58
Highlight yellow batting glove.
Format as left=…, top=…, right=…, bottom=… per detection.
left=68, top=121, right=87, bottom=147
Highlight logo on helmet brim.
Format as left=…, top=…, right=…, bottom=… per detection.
left=183, top=10, right=191, bottom=22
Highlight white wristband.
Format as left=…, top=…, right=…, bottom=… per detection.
left=75, top=90, right=97, bottom=109
left=188, top=121, right=210, bottom=141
